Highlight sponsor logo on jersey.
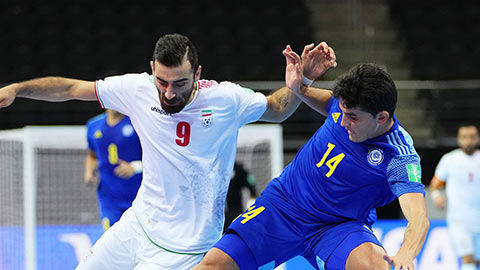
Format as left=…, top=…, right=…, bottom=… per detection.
left=122, top=124, right=134, bottom=137
left=150, top=106, right=172, bottom=116
left=331, top=112, right=341, bottom=123
left=367, top=148, right=384, bottom=166
left=406, top=164, right=421, bottom=183
left=202, top=109, right=213, bottom=127
left=94, top=130, right=103, bottom=139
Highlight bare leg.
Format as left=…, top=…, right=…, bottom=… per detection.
left=345, top=242, right=390, bottom=270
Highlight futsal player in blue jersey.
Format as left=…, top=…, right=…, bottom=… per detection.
left=85, top=109, right=143, bottom=231
left=195, top=46, right=429, bottom=270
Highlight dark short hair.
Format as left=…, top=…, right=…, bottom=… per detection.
left=332, top=63, right=397, bottom=118
left=152, top=34, right=199, bottom=72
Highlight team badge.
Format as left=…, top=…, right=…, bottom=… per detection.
left=94, top=130, right=103, bottom=139
left=202, top=110, right=213, bottom=128
left=331, top=112, right=341, bottom=123
left=122, top=124, right=134, bottom=137
left=367, top=148, right=384, bottom=166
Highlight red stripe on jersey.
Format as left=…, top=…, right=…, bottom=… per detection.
left=197, top=80, right=218, bottom=90
left=94, top=81, right=105, bottom=108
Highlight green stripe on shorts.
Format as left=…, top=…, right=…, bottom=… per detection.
left=134, top=213, right=207, bottom=256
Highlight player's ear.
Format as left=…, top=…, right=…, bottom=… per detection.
left=150, top=61, right=155, bottom=73
left=376, top=110, right=389, bottom=125
left=195, top=65, right=202, bottom=82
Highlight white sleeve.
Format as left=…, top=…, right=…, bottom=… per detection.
left=434, top=154, right=450, bottom=182
left=95, top=73, right=141, bottom=116
left=224, top=83, right=267, bottom=127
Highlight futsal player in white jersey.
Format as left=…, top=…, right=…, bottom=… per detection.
left=0, top=33, right=336, bottom=269
left=430, top=125, right=480, bottom=270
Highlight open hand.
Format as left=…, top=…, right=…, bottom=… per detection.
left=282, top=45, right=303, bottom=92
left=302, top=42, right=337, bottom=80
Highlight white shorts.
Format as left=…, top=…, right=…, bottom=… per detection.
left=447, top=221, right=480, bottom=259
left=75, top=208, right=205, bottom=270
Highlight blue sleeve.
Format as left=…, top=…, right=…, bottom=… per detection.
left=325, top=97, right=337, bottom=114
left=386, top=154, right=425, bottom=197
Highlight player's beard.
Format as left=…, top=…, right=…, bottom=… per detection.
left=160, top=83, right=195, bottom=114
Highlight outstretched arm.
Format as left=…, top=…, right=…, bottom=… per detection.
left=384, top=193, right=429, bottom=270
left=283, top=42, right=337, bottom=116
left=260, top=42, right=337, bottom=122
left=0, top=77, right=96, bottom=108
left=259, top=45, right=303, bottom=123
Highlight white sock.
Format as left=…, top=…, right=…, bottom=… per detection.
left=460, top=263, right=476, bottom=270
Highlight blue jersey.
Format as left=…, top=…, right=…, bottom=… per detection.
left=222, top=97, right=426, bottom=269
left=86, top=113, right=143, bottom=224
left=267, top=97, right=425, bottom=225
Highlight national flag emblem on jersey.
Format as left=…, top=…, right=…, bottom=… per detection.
left=331, top=112, right=341, bottom=123
left=202, top=110, right=213, bottom=128
left=406, top=164, right=422, bottom=183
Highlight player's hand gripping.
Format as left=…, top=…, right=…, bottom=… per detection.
left=302, top=42, right=337, bottom=81
left=0, top=83, right=18, bottom=108
left=384, top=252, right=415, bottom=270
left=114, top=160, right=135, bottom=178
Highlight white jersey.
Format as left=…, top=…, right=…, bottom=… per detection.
left=95, top=73, right=267, bottom=253
left=435, top=149, right=480, bottom=229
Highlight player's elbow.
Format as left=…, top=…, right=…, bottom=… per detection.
left=69, top=80, right=97, bottom=101
left=260, top=108, right=291, bottom=123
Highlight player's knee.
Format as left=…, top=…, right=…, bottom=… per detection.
left=194, top=248, right=239, bottom=270
left=346, top=242, right=389, bottom=270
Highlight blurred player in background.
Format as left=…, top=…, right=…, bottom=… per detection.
left=430, top=125, right=480, bottom=270
left=195, top=48, right=429, bottom=270
left=0, top=33, right=336, bottom=269
left=224, top=162, right=256, bottom=231
left=85, top=108, right=143, bottom=231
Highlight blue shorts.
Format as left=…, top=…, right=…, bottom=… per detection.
left=98, top=201, right=129, bottom=231
left=216, top=194, right=383, bottom=270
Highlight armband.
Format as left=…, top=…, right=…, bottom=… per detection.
left=130, top=161, right=143, bottom=174
left=302, top=75, right=314, bottom=87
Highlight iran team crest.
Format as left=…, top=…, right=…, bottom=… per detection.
left=202, top=110, right=213, bottom=127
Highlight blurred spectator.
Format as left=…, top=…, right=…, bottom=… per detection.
left=430, top=125, right=480, bottom=270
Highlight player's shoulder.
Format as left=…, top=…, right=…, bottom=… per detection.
left=86, top=113, right=107, bottom=128
left=123, top=72, right=153, bottom=85
left=197, top=79, right=254, bottom=95
left=383, top=122, right=418, bottom=157
left=102, top=72, right=152, bottom=87
left=442, top=148, right=466, bottom=159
